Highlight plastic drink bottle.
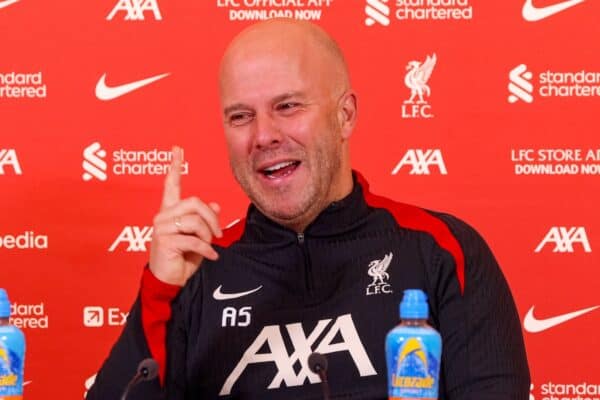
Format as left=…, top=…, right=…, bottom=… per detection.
left=386, top=289, right=442, bottom=400
left=0, top=289, right=25, bottom=400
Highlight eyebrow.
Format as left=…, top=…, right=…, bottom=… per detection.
left=222, top=91, right=307, bottom=117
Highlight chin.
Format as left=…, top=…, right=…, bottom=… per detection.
left=256, top=193, right=314, bottom=223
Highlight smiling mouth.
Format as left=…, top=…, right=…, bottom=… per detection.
left=261, top=160, right=301, bottom=179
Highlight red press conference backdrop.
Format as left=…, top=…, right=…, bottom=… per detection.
left=1, top=1, right=599, bottom=399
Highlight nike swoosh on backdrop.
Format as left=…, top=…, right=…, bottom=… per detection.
left=213, top=285, right=263, bottom=301
left=95, top=72, right=170, bottom=101
left=523, top=305, right=600, bottom=333
left=0, top=0, right=19, bottom=9
left=522, top=0, right=586, bottom=21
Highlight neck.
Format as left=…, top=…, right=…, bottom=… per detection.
left=274, top=169, right=354, bottom=233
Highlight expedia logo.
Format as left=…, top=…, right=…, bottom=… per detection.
left=0, top=231, right=48, bottom=250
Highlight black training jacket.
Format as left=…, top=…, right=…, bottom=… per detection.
left=87, top=174, right=530, bottom=399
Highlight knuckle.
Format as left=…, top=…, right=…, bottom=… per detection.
left=188, top=196, right=202, bottom=206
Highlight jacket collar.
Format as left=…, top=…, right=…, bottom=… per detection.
left=240, top=171, right=371, bottom=243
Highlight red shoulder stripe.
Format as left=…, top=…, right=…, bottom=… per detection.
left=213, top=217, right=245, bottom=248
left=357, top=174, right=465, bottom=294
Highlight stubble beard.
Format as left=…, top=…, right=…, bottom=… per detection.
left=230, top=142, right=340, bottom=230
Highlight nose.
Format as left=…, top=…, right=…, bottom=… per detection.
left=253, top=113, right=283, bottom=150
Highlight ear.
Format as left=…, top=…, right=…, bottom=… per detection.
left=337, top=91, right=357, bottom=140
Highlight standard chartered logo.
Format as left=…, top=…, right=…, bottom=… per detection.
left=0, top=72, right=47, bottom=99
left=508, top=64, right=600, bottom=102
left=365, top=0, right=390, bottom=26
left=82, top=142, right=189, bottom=181
left=82, top=142, right=108, bottom=181
left=508, top=64, right=534, bottom=103
left=9, top=302, right=49, bottom=329
left=365, top=0, right=473, bottom=24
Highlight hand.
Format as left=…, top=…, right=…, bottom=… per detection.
left=148, top=146, right=223, bottom=286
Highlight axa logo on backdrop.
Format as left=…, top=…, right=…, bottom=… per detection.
left=109, top=226, right=153, bottom=252
left=82, top=142, right=189, bottom=181
left=0, top=149, right=22, bottom=175
left=535, top=227, right=591, bottom=253
left=402, top=54, right=436, bottom=119
left=392, top=149, right=448, bottom=175
left=106, top=0, right=161, bottom=20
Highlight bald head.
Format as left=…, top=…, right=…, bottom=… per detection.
left=219, top=19, right=350, bottom=101
left=217, top=20, right=357, bottom=232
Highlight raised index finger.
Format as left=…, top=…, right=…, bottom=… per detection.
left=161, top=146, right=183, bottom=210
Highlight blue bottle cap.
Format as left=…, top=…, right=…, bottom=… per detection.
left=400, top=289, right=429, bottom=319
left=0, top=288, right=10, bottom=318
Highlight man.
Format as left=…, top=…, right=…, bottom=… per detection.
left=88, top=19, right=530, bottom=399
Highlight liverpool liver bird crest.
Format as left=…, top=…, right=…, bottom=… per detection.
left=368, top=252, right=393, bottom=286
left=404, top=53, right=437, bottom=104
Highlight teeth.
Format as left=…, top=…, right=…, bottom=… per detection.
left=264, top=161, right=295, bottom=172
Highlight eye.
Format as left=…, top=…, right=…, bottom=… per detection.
left=228, top=112, right=254, bottom=127
left=275, top=102, right=301, bottom=113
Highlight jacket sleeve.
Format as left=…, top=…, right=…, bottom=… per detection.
left=85, top=296, right=165, bottom=400
left=86, top=268, right=183, bottom=400
left=425, top=213, right=531, bottom=400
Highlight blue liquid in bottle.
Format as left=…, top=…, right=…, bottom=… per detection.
left=0, top=289, right=26, bottom=400
left=386, top=289, right=441, bottom=400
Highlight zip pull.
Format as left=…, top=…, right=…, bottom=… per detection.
left=297, top=232, right=304, bottom=244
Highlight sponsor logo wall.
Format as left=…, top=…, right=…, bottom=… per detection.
left=1, top=1, right=598, bottom=398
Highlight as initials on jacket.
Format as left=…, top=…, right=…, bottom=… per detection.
left=219, top=314, right=377, bottom=395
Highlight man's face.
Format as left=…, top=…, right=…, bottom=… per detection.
left=219, top=43, right=345, bottom=229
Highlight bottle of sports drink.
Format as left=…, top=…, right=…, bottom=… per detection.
left=0, top=289, right=26, bottom=400
left=386, top=289, right=442, bottom=400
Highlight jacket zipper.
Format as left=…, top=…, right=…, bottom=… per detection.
left=297, top=233, right=313, bottom=292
